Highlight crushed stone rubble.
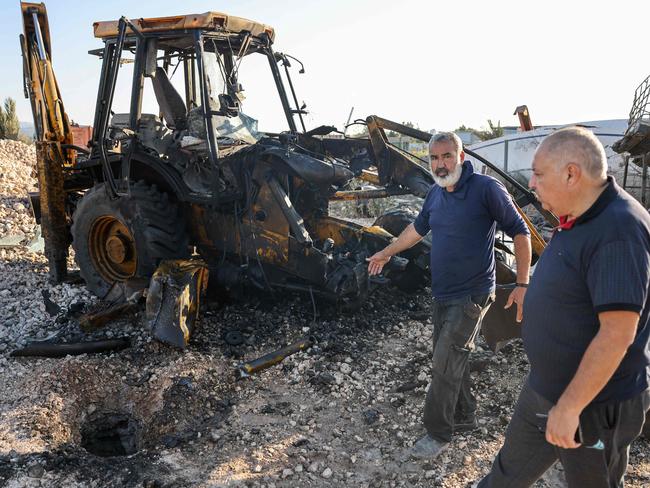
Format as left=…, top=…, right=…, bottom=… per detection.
left=0, top=139, right=38, bottom=243
left=0, top=138, right=647, bottom=487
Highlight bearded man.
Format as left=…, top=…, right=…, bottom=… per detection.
left=368, top=132, right=532, bottom=459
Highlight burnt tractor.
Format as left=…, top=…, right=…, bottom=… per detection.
left=20, top=3, right=551, bottom=349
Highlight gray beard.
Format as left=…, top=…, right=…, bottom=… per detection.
left=432, top=163, right=463, bottom=188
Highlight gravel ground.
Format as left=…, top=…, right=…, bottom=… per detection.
left=0, top=139, right=648, bottom=487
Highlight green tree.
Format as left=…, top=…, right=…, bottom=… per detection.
left=0, top=104, right=5, bottom=139
left=455, top=120, right=504, bottom=142
left=0, top=97, right=20, bottom=140
left=476, top=119, right=503, bottom=141
left=454, top=124, right=481, bottom=142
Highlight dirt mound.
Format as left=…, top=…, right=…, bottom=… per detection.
left=0, top=138, right=93, bottom=351
left=0, top=139, right=37, bottom=196
left=0, top=139, right=38, bottom=241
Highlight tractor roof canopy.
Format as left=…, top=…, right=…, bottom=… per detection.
left=93, top=12, right=275, bottom=43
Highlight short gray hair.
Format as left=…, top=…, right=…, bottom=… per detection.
left=538, top=126, right=607, bottom=179
left=429, top=132, right=463, bottom=154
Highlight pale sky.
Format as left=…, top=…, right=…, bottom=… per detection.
left=2, top=0, right=649, bottom=134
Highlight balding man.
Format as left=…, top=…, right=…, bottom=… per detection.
left=368, top=132, right=532, bottom=459
left=477, top=127, right=650, bottom=488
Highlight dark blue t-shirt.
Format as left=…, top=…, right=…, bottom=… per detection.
left=523, top=177, right=650, bottom=404
left=413, top=161, right=529, bottom=300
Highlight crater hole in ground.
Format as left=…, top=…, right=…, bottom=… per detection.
left=81, top=412, right=140, bottom=457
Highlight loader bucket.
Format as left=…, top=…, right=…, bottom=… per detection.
left=481, top=260, right=521, bottom=352
left=481, top=286, right=521, bottom=352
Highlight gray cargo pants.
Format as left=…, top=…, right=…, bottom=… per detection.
left=477, top=378, right=650, bottom=488
left=423, top=293, right=494, bottom=443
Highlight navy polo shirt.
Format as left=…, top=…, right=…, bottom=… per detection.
left=523, top=177, right=650, bottom=404
left=413, top=161, right=529, bottom=300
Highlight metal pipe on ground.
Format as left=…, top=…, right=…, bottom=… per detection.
left=237, top=336, right=315, bottom=379
left=10, top=338, right=130, bottom=358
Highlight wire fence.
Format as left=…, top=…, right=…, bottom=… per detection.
left=628, top=75, right=650, bottom=129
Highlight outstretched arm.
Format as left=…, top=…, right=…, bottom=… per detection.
left=367, top=223, right=424, bottom=276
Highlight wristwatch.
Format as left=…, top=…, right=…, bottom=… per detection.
left=516, top=283, right=529, bottom=288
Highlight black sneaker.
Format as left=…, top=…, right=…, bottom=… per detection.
left=454, top=416, right=478, bottom=433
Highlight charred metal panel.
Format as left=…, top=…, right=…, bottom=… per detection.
left=266, top=173, right=312, bottom=247
left=188, top=205, right=241, bottom=257
left=309, top=215, right=393, bottom=249
left=146, top=259, right=209, bottom=348
left=244, top=163, right=291, bottom=265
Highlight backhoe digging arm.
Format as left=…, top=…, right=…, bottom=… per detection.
left=365, top=115, right=555, bottom=256
left=20, top=2, right=74, bottom=282
left=365, top=115, right=433, bottom=198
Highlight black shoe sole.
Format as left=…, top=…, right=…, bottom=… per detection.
left=453, top=420, right=478, bottom=433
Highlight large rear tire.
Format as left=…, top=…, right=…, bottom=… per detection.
left=373, top=208, right=431, bottom=292
left=71, top=181, right=189, bottom=297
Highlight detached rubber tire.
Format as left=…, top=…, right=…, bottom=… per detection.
left=373, top=207, right=419, bottom=237
left=71, top=181, right=189, bottom=297
left=373, top=208, right=431, bottom=292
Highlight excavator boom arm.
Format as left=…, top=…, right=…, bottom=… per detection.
left=20, top=1, right=74, bottom=282
left=21, top=2, right=72, bottom=146
left=365, top=115, right=556, bottom=251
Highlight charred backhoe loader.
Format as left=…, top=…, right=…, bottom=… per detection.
left=20, top=2, right=551, bottom=349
